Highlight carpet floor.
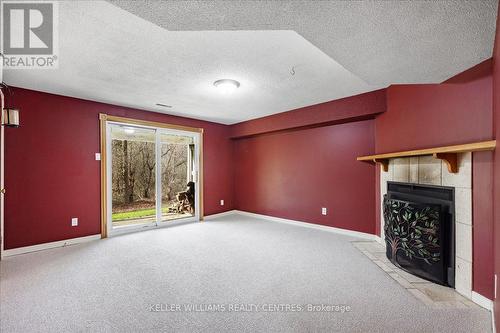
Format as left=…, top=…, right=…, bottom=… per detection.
left=0, top=214, right=492, bottom=332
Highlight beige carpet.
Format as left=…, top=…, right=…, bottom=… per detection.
left=0, top=214, right=492, bottom=332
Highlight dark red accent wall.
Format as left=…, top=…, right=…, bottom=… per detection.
left=492, top=4, right=500, bottom=330
left=233, top=120, right=376, bottom=234
left=231, top=90, right=386, bottom=138
left=473, top=151, right=495, bottom=300
left=443, top=59, right=492, bottom=84
left=375, top=65, right=494, bottom=299
left=229, top=90, right=385, bottom=234
left=4, top=88, right=234, bottom=249
left=376, top=83, right=493, bottom=153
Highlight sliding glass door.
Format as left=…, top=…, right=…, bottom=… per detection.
left=107, top=122, right=200, bottom=235
left=110, top=124, right=156, bottom=229
left=160, top=132, right=196, bottom=222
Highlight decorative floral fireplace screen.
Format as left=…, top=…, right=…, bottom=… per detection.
left=383, top=182, right=455, bottom=287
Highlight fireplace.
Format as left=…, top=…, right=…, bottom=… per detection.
left=383, top=181, right=455, bottom=287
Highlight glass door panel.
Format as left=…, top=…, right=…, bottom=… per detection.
left=160, top=132, right=195, bottom=222
left=110, top=124, right=157, bottom=228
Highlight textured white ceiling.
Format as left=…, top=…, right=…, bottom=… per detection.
left=4, top=0, right=498, bottom=124
left=110, top=0, right=498, bottom=84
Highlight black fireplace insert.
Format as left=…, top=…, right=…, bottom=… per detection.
left=383, top=182, right=455, bottom=287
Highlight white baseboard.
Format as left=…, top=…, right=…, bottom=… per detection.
left=2, top=234, right=101, bottom=257
left=204, top=210, right=237, bottom=220
left=492, top=306, right=496, bottom=333
left=234, top=210, right=377, bottom=241
left=471, top=291, right=494, bottom=311
left=470, top=295, right=496, bottom=333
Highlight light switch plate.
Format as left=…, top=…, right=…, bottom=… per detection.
left=71, top=218, right=78, bottom=227
left=95, top=153, right=101, bottom=161
left=321, top=207, right=327, bottom=215
left=220, top=199, right=224, bottom=206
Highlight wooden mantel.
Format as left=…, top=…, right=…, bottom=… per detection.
left=357, top=140, right=496, bottom=173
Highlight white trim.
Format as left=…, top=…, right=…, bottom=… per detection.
left=109, top=216, right=198, bottom=237
left=2, top=234, right=101, bottom=257
left=204, top=210, right=377, bottom=240
left=493, top=306, right=496, bottom=333
left=471, top=291, right=494, bottom=311
left=106, top=122, right=113, bottom=237
left=374, top=235, right=384, bottom=244
left=485, top=289, right=496, bottom=333
left=234, top=210, right=377, bottom=240
left=204, top=210, right=238, bottom=220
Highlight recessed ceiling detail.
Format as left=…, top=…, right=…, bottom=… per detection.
left=110, top=0, right=498, bottom=85
left=3, top=1, right=497, bottom=124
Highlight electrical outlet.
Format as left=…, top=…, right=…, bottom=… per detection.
left=321, top=207, right=327, bottom=215
left=71, top=218, right=78, bottom=227
left=95, top=153, right=101, bottom=161
left=220, top=199, right=224, bottom=206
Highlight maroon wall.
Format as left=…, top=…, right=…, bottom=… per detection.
left=473, top=151, right=495, bottom=299
left=4, top=88, right=234, bottom=249
left=230, top=90, right=385, bottom=234
left=233, top=120, right=376, bottom=234
left=375, top=64, right=494, bottom=299
left=376, top=83, right=493, bottom=153
left=231, top=90, right=386, bottom=138
left=492, top=5, right=500, bottom=330
left=447, top=60, right=495, bottom=301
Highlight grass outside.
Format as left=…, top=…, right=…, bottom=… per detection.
left=112, top=207, right=169, bottom=221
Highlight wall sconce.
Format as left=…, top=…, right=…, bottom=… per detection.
left=2, top=108, right=19, bottom=127
left=0, top=84, right=20, bottom=127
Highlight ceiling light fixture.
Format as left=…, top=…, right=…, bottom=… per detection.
left=213, top=79, right=240, bottom=94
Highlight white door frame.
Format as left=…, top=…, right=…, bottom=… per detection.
left=99, top=114, right=203, bottom=238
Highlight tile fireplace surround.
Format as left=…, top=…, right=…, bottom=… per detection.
left=379, top=153, right=472, bottom=299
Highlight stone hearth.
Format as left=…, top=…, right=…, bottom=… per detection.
left=352, top=241, right=479, bottom=309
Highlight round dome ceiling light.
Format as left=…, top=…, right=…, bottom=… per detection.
left=213, top=79, right=240, bottom=94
